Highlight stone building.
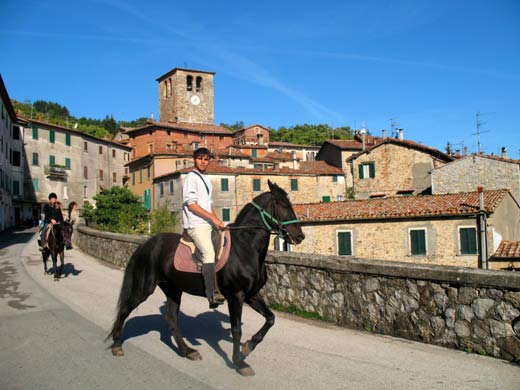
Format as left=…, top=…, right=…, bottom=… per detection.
left=431, top=154, right=520, bottom=204
left=232, top=124, right=270, bottom=146
left=19, top=117, right=131, bottom=215
left=288, top=189, right=520, bottom=269
left=348, top=138, right=454, bottom=199
left=0, top=74, right=24, bottom=230
left=153, top=160, right=345, bottom=226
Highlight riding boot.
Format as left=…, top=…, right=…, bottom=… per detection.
left=201, top=263, right=225, bottom=309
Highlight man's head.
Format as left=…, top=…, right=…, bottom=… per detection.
left=193, top=147, right=212, bottom=173
left=48, top=192, right=57, bottom=205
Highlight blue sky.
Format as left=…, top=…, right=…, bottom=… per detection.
left=1, top=0, right=519, bottom=157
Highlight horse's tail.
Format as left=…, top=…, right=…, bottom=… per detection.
left=106, top=243, right=150, bottom=343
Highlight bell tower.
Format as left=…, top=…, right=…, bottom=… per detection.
left=157, top=68, right=215, bottom=124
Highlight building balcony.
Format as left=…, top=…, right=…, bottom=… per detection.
left=44, top=164, right=68, bottom=180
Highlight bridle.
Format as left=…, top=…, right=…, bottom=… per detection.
left=223, top=193, right=300, bottom=242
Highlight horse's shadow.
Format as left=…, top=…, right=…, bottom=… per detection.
left=46, top=263, right=82, bottom=278
left=119, top=303, right=234, bottom=366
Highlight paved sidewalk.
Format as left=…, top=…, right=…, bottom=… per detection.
left=20, top=230, right=520, bottom=389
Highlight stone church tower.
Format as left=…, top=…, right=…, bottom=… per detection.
left=156, top=68, right=215, bottom=124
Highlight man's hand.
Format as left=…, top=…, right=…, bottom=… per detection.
left=211, top=216, right=224, bottom=230
left=50, top=219, right=57, bottom=224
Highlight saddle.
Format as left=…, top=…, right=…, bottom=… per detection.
left=173, top=229, right=232, bottom=273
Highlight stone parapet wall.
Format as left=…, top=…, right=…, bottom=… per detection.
left=265, top=251, right=520, bottom=362
left=75, top=225, right=520, bottom=362
left=76, top=225, right=146, bottom=268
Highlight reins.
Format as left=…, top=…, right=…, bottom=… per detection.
left=221, top=199, right=300, bottom=239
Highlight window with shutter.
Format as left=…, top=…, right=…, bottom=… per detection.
left=459, top=227, right=477, bottom=254
left=410, top=229, right=427, bottom=255
left=337, top=231, right=352, bottom=255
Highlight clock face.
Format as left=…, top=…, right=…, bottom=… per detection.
left=190, top=95, right=201, bottom=105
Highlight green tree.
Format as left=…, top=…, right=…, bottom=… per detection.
left=220, top=121, right=245, bottom=132
left=150, top=200, right=179, bottom=235
left=270, top=124, right=354, bottom=145
left=89, top=186, right=149, bottom=233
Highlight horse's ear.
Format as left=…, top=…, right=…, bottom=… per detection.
left=268, top=180, right=277, bottom=192
left=268, top=180, right=287, bottom=199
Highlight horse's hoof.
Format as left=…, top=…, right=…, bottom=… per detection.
left=242, top=341, right=253, bottom=357
left=112, top=346, right=124, bottom=356
left=237, top=363, right=255, bottom=376
left=186, top=350, right=202, bottom=361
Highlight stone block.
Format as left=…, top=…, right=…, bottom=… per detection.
left=472, top=298, right=495, bottom=320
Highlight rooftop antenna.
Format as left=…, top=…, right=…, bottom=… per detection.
left=389, top=116, right=399, bottom=138
left=472, top=111, right=491, bottom=154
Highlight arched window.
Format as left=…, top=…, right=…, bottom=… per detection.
left=196, top=76, right=202, bottom=92
left=163, top=80, right=167, bottom=98
left=187, top=75, right=193, bottom=91
left=167, top=78, right=172, bottom=97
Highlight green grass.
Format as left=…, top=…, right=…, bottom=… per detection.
left=270, top=303, right=329, bottom=322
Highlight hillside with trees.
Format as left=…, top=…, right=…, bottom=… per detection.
left=13, top=99, right=356, bottom=145
left=12, top=99, right=147, bottom=139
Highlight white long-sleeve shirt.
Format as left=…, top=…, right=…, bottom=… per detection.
left=182, top=170, right=213, bottom=228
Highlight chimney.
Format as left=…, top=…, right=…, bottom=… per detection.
left=501, top=147, right=507, bottom=159
left=398, top=128, right=404, bottom=140
left=463, top=146, right=468, bottom=156
left=382, top=129, right=387, bottom=139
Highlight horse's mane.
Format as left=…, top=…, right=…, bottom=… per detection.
left=232, top=192, right=271, bottom=226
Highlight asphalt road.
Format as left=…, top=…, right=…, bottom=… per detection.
left=1, top=228, right=519, bottom=390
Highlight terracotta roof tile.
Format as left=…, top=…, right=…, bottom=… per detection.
left=293, top=189, right=509, bottom=222
left=124, top=121, right=233, bottom=135
left=492, top=240, right=520, bottom=259
left=325, top=139, right=363, bottom=150
left=175, top=160, right=342, bottom=176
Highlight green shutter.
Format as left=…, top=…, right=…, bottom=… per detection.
left=252, top=149, right=257, bottom=158
left=66, top=133, right=71, bottom=146
left=338, top=231, right=352, bottom=255
left=221, top=178, right=229, bottom=191
left=144, top=189, right=151, bottom=211
left=32, top=152, right=38, bottom=166
left=333, top=175, right=338, bottom=183
left=49, top=155, right=55, bottom=166
left=358, top=164, right=364, bottom=179
left=322, top=196, right=331, bottom=203
left=13, top=181, right=20, bottom=196
left=369, top=162, right=375, bottom=178
left=410, top=230, right=426, bottom=255
left=65, top=158, right=71, bottom=169
left=147, top=166, right=151, bottom=179
left=132, top=172, right=135, bottom=185
left=50, top=130, right=55, bottom=143
left=460, top=228, right=477, bottom=254
left=33, top=179, right=39, bottom=192
left=291, top=179, right=298, bottom=191
left=139, top=169, right=143, bottom=183
left=253, top=179, right=260, bottom=191
left=222, top=208, right=230, bottom=222
left=32, top=127, right=38, bottom=140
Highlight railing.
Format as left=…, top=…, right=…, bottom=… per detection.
left=44, top=164, right=68, bottom=179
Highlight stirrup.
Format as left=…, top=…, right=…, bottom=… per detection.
left=208, top=292, right=225, bottom=309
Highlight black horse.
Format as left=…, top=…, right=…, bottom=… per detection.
left=107, top=181, right=305, bottom=375
left=42, top=221, right=74, bottom=281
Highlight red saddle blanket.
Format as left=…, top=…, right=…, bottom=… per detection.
left=173, top=230, right=231, bottom=273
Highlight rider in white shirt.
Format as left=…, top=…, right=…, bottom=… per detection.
left=182, top=148, right=225, bottom=308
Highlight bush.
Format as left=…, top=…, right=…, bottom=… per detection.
left=88, top=186, right=149, bottom=233
left=150, top=200, right=179, bottom=235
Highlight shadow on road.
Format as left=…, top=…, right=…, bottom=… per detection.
left=0, top=228, right=37, bottom=250
left=119, top=303, right=234, bottom=365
